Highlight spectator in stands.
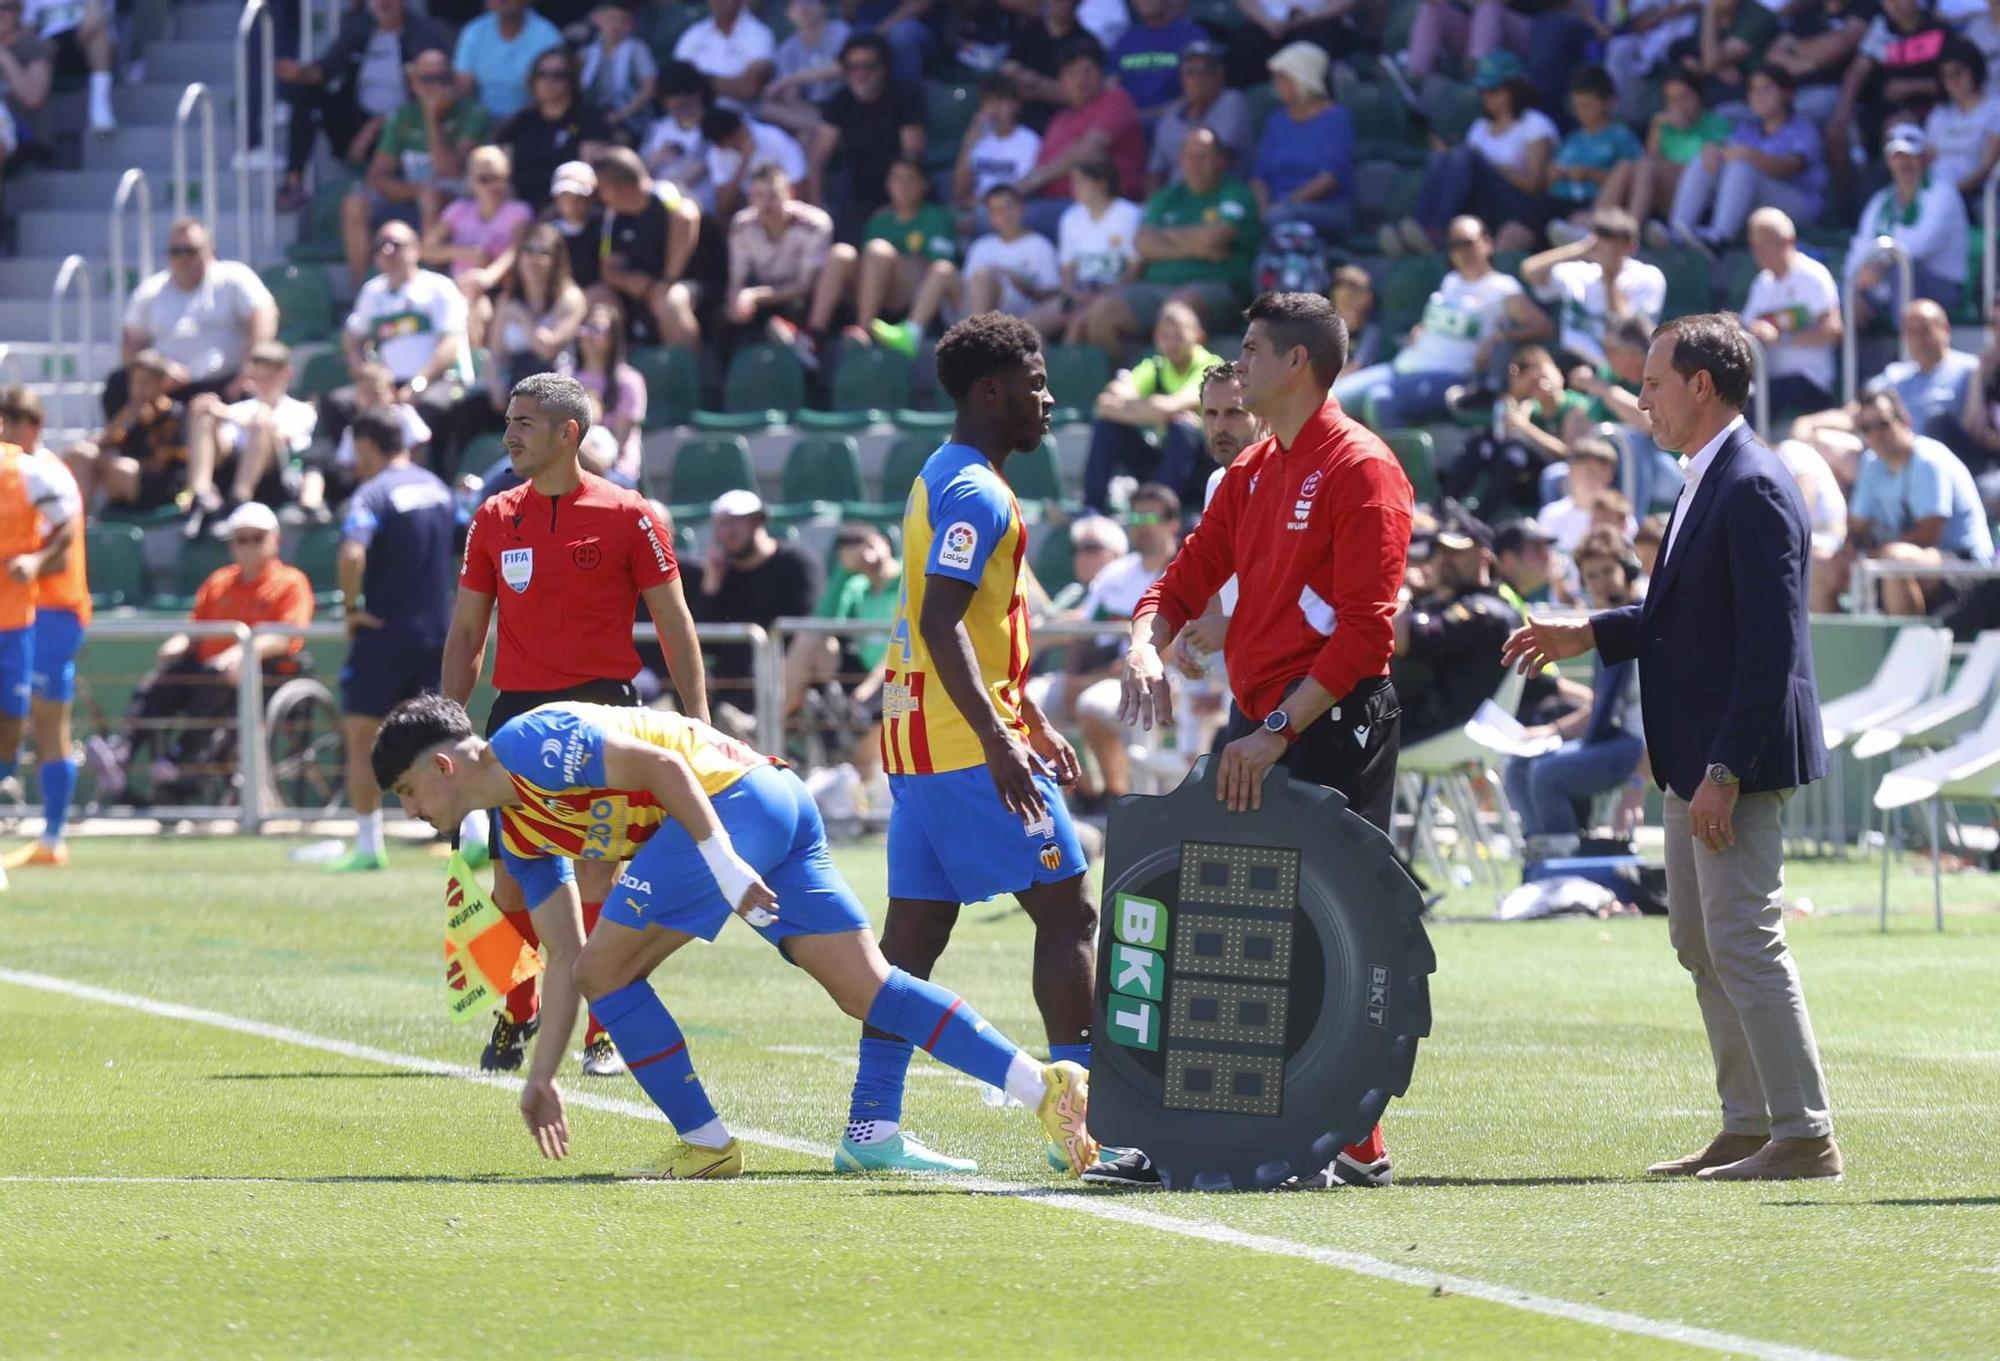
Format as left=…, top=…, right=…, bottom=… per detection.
left=1391, top=508, right=1520, bottom=746
left=343, top=47, right=491, bottom=284
left=1846, top=124, right=1970, bottom=326
left=114, top=218, right=279, bottom=420
left=548, top=160, right=604, bottom=291
left=1827, top=0, right=1953, bottom=207
left=1084, top=299, right=1221, bottom=512
left=1224, top=0, right=1381, bottom=88
left=102, top=503, right=314, bottom=805
left=1147, top=39, right=1251, bottom=193
left=1331, top=264, right=1380, bottom=375
left=844, top=0, right=936, bottom=89
left=1547, top=65, right=1643, bottom=242
left=1659, top=66, right=1823, bottom=252
left=184, top=342, right=317, bottom=526
left=1334, top=215, right=1552, bottom=428
left=786, top=521, right=899, bottom=822
left=570, top=300, right=645, bottom=489
left=1493, top=518, right=1556, bottom=607
left=421, top=143, right=533, bottom=349
left=27, top=0, right=110, bottom=132
left=1047, top=513, right=1128, bottom=613
left=1108, top=0, right=1206, bottom=122
left=1537, top=434, right=1635, bottom=553
left=723, top=164, right=837, bottom=362
left=1817, top=388, right=1995, bottom=614
left=1600, top=68, right=1729, bottom=234
left=1249, top=41, right=1355, bottom=240
left=805, top=33, right=924, bottom=238
left=1968, top=0, right=2000, bottom=68
left=490, top=223, right=586, bottom=401
left=1079, top=128, right=1258, bottom=360
left=759, top=0, right=850, bottom=135
left=1522, top=207, right=1665, bottom=370
left=702, top=104, right=807, bottom=220
left=673, top=0, right=776, bottom=108
left=275, top=0, right=451, bottom=207
left=830, top=158, right=960, bottom=347
left=65, top=351, right=188, bottom=515
left=1054, top=158, right=1144, bottom=345
left=871, top=183, right=1060, bottom=357
left=1443, top=343, right=1591, bottom=511
left=1777, top=436, right=1851, bottom=601
left=453, top=0, right=561, bottom=122
left=1568, top=313, right=1678, bottom=511
left=1762, top=0, right=1870, bottom=126
left=1678, top=0, right=1777, bottom=115
left=342, top=220, right=470, bottom=471
left=689, top=489, right=822, bottom=730
left=1502, top=524, right=1646, bottom=859
left=312, top=362, right=429, bottom=516
left=578, top=2, right=658, bottom=141
left=1927, top=37, right=2000, bottom=209
left=1961, top=301, right=2000, bottom=510
left=640, top=59, right=713, bottom=207
left=1399, top=52, right=1559, bottom=255
left=1793, top=299, right=1981, bottom=483
left=0, top=5, right=45, bottom=170
left=1412, top=1, right=1603, bottom=124
left=1741, top=207, right=1843, bottom=416
left=589, top=148, right=702, bottom=348
left=499, top=48, right=613, bottom=215
left=952, top=76, right=1042, bottom=220
left=1017, top=38, right=1145, bottom=237
left=1000, top=0, right=1088, bottom=124
left=1602, top=0, right=1701, bottom=123
left=328, top=408, right=457, bottom=872
left=1633, top=512, right=1665, bottom=578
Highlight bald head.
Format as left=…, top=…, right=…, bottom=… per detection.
left=1902, top=298, right=1951, bottom=365
left=1180, top=126, right=1223, bottom=191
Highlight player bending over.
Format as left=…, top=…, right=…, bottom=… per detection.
left=372, top=694, right=1098, bottom=1178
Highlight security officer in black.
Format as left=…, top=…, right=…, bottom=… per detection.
left=1391, top=508, right=1521, bottom=745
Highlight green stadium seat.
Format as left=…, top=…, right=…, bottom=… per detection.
left=84, top=523, right=148, bottom=609
left=1032, top=514, right=1075, bottom=596
left=262, top=264, right=334, bottom=345
left=879, top=433, right=939, bottom=501
left=1189, top=0, right=1245, bottom=27
left=293, top=350, right=350, bottom=401
left=1383, top=428, right=1441, bottom=505
left=1429, top=81, right=1482, bottom=144
left=648, top=2, right=697, bottom=65
left=1347, top=81, right=1423, bottom=166
left=690, top=408, right=784, bottom=432
left=1380, top=255, right=1448, bottom=335
left=893, top=408, right=956, bottom=433
left=781, top=434, right=866, bottom=505
left=460, top=431, right=506, bottom=478
left=1383, top=0, right=1423, bottom=50
left=1492, top=250, right=1529, bottom=282
left=290, top=522, right=345, bottom=604
left=1718, top=249, right=1761, bottom=310
left=1042, top=343, right=1111, bottom=424
left=668, top=433, right=757, bottom=506
left=1656, top=245, right=1710, bottom=320
left=1245, top=82, right=1278, bottom=133
left=286, top=172, right=355, bottom=264
left=153, top=534, right=232, bottom=610
left=1005, top=437, right=1065, bottom=504
left=723, top=342, right=806, bottom=416
left=923, top=82, right=978, bottom=173
left=795, top=408, right=882, bottom=433
left=831, top=345, right=913, bottom=413
left=628, top=345, right=701, bottom=428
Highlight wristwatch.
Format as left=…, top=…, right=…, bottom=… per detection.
left=1263, top=710, right=1298, bottom=744
left=1705, top=763, right=1739, bottom=786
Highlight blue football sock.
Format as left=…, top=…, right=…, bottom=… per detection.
left=848, top=1036, right=913, bottom=1126
left=865, top=968, right=1019, bottom=1093
left=39, top=758, right=74, bottom=843
left=588, top=981, right=719, bottom=1135
left=1050, top=1042, right=1090, bottom=1070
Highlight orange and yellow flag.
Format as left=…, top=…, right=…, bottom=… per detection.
left=443, top=848, right=542, bottom=1024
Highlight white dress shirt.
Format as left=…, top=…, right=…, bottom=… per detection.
left=1658, top=414, right=1745, bottom=572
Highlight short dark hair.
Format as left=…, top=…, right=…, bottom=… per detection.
left=984, top=181, right=1023, bottom=204
left=1568, top=63, right=1614, bottom=100
left=1073, top=157, right=1116, bottom=189
left=371, top=693, right=473, bottom=791
left=1942, top=34, right=1988, bottom=87
left=1244, top=291, right=1348, bottom=388
left=1574, top=525, right=1641, bottom=581
left=1753, top=63, right=1797, bottom=92
left=839, top=32, right=891, bottom=67
left=0, top=383, right=43, bottom=426
left=657, top=59, right=708, bottom=98
left=1653, top=313, right=1754, bottom=411
left=350, top=407, right=406, bottom=456
left=591, top=146, right=645, bottom=188
left=1860, top=385, right=1913, bottom=427
left=1130, top=482, right=1182, bottom=518
left=510, top=371, right=594, bottom=439
left=979, top=73, right=1020, bottom=102
left=1605, top=315, right=1653, bottom=354
left=1198, top=359, right=1242, bottom=398
left=1567, top=434, right=1620, bottom=466
left=1056, top=36, right=1106, bottom=71
left=700, top=106, right=745, bottom=142
left=936, top=312, right=1044, bottom=402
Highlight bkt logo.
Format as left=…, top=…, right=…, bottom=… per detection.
left=1106, top=894, right=1169, bottom=1052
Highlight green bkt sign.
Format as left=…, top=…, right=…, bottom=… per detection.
left=1106, top=893, right=1169, bottom=1051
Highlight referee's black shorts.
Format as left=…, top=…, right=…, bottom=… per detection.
left=484, top=677, right=640, bottom=859
left=1214, top=675, right=1402, bottom=837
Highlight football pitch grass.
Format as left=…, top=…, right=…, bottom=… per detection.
left=3, top=837, right=1998, bottom=1360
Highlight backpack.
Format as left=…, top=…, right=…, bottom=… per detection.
left=1252, top=221, right=1333, bottom=297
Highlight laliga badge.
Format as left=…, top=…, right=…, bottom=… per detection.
left=501, top=547, right=534, bottom=593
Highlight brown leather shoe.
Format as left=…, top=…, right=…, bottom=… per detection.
left=1696, top=1135, right=1843, bottom=1182
left=1646, top=1132, right=1769, bottom=1177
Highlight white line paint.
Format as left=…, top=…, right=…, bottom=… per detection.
left=0, top=967, right=1852, bottom=1361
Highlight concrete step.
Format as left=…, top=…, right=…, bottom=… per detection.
left=80, top=125, right=182, bottom=172
left=0, top=299, right=122, bottom=343
left=7, top=168, right=253, bottom=213
left=18, top=207, right=191, bottom=259
left=50, top=83, right=237, bottom=129
left=172, top=2, right=255, bottom=41
left=132, top=40, right=240, bottom=90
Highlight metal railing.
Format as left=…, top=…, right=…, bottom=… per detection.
left=49, top=256, right=91, bottom=439
left=236, top=0, right=279, bottom=261
left=1745, top=329, right=1770, bottom=442
left=84, top=618, right=261, bottom=826
left=1984, top=162, right=1999, bottom=324
left=172, top=84, right=218, bottom=238
left=110, top=169, right=154, bottom=334
left=1841, top=235, right=1914, bottom=405
left=1849, top=560, right=2000, bottom=616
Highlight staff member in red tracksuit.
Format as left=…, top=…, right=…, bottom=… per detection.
left=1092, top=290, right=1414, bottom=1191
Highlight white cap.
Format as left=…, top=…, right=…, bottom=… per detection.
left=710, top=489, right=765, bottom=519
left=218, top=502, right=280, bottom=537
left=551, top=160, right=596, bottom=197
left=1266, top=41, right=1330, bottom=100
left=1883, top=124, right=1927, bottom=157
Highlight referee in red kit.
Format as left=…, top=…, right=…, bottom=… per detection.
left=445, top=372, right=708, bottom=1077
left=1098, top=292, right=1414, bottom=1191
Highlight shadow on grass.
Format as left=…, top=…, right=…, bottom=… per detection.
left=206, top=1071, right=437, bottom=1081
left=1772, top=1196, right=2000, bottom=1207
left=1394, top=1174, right=1640, bottom=1188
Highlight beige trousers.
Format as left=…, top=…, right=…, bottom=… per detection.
left=1662, top=789, right=1834, bottom=1141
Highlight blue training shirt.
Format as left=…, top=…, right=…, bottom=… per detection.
left=342, top=462, right=458, bottom=645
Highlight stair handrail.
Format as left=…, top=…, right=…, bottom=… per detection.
left=237, top=0, right=278, bottom=261
left=110, top=168, right=154, bottom=334
left=1983, top=162, right=1998, bottom=327
left=49, top=256, right=92, bottom=440
left=1840, top=235, right=1915, bottom=405
left=171, top=83, right=217, bottom=238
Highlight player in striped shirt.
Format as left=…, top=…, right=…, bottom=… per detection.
left=371, top=695, right=1097, bottom=1179
left=844, top=314, right=1097, bottom=1175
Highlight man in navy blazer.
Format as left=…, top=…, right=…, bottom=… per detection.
left=1503, top=314, right=1841, bottom=1183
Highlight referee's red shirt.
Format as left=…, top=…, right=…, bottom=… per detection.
left=1136, top=398, right=1412, bottom=718
left=460, top=473, right=679, bottom=693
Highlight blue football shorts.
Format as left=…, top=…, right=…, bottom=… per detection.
left=29, top=608, right=83, bottom=705
left=887, top=764, right=1088, bottom=904
left=0, top=623, right=33, bottom=718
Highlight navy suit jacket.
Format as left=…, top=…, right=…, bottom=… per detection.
left=1591, top=421, right=1828, bottom=801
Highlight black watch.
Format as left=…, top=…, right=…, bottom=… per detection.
left=1705, top=763, right=1739, bottom=786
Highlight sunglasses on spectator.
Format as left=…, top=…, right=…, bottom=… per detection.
left=844, top=58, right=882, bottom=72
left=230, top=534, right=269, bottom=546
left=167, top=243, right=202, bottom=257
left=534, top=66, right=572, bottom=80
left=415, top=72, right=453, bottom=86
left=1855, top=419, right=1891, bottom=434
left=1445, top=235, right=1481, bottom=250
left=1075, top=541, right=1116, bottom=553
left=521, top=245, right=555, bottom=258
left=473, top=173, right=505, bottom=184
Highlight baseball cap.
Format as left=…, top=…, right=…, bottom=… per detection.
left=1181, top=38, right=1224, bottom=66
left=1434, top=507, right=1494, bottom=552
left=1493, top=519, right=1554, bottom=555
left=710, top=489, right=766, bottom=519
left=551, top=160, right=596, bottom=197
left=1472, top=51, right=1527, bottom=91
left=218, top=502, right=280, bottom=538
left=1883, top=124, right=1927, bottom=157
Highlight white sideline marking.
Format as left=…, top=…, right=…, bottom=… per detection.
left=0, top=967, right=1851, bottom=1361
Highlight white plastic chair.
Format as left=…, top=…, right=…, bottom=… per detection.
left=1399, top=667, right=1530, bottom=889
left=1871, top=689, right=2000, bottom=931
left=1819, top=626, right=1954, bottom=749
left=1851, top=631, right=2000, bottom=761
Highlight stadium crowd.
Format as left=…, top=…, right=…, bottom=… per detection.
left=3, top=0, right=2000, bottom=858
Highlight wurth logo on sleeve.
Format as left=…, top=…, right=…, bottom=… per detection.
left=637, top=516, right=672, bottom=573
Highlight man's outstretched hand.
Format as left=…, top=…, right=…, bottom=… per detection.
left=1500, top=617, right=1597, bottom=675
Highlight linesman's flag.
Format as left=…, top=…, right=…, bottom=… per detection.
left=443, top=848, right=541, bottom=1024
